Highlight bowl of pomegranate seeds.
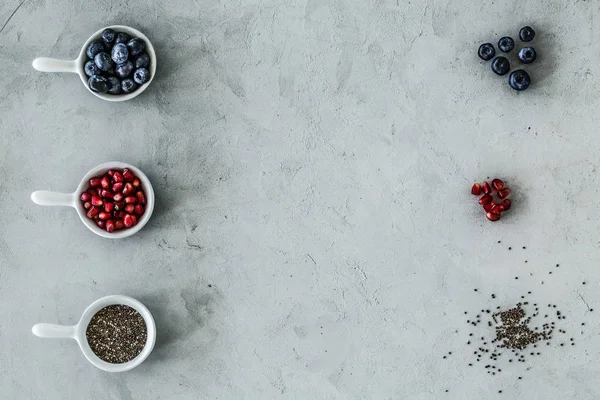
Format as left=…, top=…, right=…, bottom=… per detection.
left=471, top=178, right=512, bottom=222
left=31, top=162, right=154, bottom=238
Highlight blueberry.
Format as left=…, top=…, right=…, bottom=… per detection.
left=114, top=60, right=134, bottom=78
left=519, top=26, right=535, bottom=42
left=121, top=78, right=138, bottom=93
left=86, top=40, right=105, bottom=59
left=102, top=28, right=115, bottom=44
left=135, top=53, right=150, bottom=69
left=498, top=36, right=515, bottom=53
left=115, top=32, right=130, bottom=45
left=518, top=47, right=537, bottom=64
left=508, top=70, right=531, bottom=91
left=88, top=75, right=110, bottom=93
left=106, top=76, right=121, bottom=95
left=127, top=38, right=146, bottom=57
left=94, top=52, right=113, bottom=72
left=491, top=56, right=510, bottom=76
left=84, top=60, right=101, bottom=77
left=133, top=68, right=150, bottom=85
left=478, top=43, right=496, bottom=61
left=111, top=43, right=129, bottom=65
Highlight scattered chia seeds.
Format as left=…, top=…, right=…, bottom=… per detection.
left=86, top=305, right=147, bottom=364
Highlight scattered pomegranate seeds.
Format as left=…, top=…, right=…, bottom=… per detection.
left=81, top=168, right=147, bottom=232
left=483, top=181, right=492, bottom=195
left=472, top=178, right=512, bottom=222
left=492, top=178, right=504, bottom=191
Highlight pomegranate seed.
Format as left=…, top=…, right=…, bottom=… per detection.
left=123, top=214, right=136, bottom=227
left=125, top=204, right=135, bottom=214
left=471, top=183, right=482, bottom=195
left=134, top=204, right=144, bottom=215
left=106, top=220, right=115, bottom=232
left=478, top=194, right=493, bottom=205
left=104, top=202, right=114, bottom=212
left=113, top=193, right=124, bottom=202
left=125, top=196, right=137, bottom=204
left=113, top=171, right=124, bottom=183
left=96, top=188, right=102, bottom=196
left=80, top=192, right=91, bottom=201
left=483, top=202, right=495, bottom=212
left=101, top=176, right=110, bottom=189
left=98, top=211, right=110, bottom=220
left=97, top=220, right=105, bottom=229
left=501, top=199, right=511, bottom=211
left=118, top=211, right=126, bottom=219
left=492, top=203, right=504, bottom=213
left=101, top=189, right=113, bottom=198
left=87, top=206, right=100, bottom=219
left=498, top=188, right=511, bottom=198
left=114, top=201, right=124, bottom=211
left=91, top=196, right=103, bottom=206
left=486, top=211, right=501, bottom=221
left=492, top=179, right=504, bottom=191
left=112, top=182, right=123, bottom=193
left=107, top=170, right=114, bottom=177
left=483, top=181, right=491, bottom=194
left=122, top=168, right=135, bottom=181
left=115, top=220, right=125, bottom=230
left=133, top=178, right=141, bottom=187
left=83, top=201, right=92, bottom=210
left=89, top=177, right=102, bottom=187
left=135, top=190, right=146, bottom=204
left=123, top=183, right=134, bottom=195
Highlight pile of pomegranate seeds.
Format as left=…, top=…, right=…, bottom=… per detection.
left=472, top=178, right=512, bottom=222
left=80, top=168, right=146, bottom=232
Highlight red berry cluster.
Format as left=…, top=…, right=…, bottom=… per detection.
left=80, top=168, right=146, bottom=232
left=471, top=179, right=511, bottom=222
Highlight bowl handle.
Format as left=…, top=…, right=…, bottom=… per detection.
left=32, top=58, right=78, bottom=73
left=31, top=191, right=75, bottom=207
left=32, top=323, right=77, bottom=339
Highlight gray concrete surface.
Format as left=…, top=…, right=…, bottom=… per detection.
left=2, top=0, right=600, bottom=398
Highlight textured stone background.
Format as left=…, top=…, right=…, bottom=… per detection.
left=2, top=0, right=600, bottom=398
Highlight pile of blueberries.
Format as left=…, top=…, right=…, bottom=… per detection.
left=478, top=26, right=536, bottom=91
left=85, top=28, right=151, bottom=95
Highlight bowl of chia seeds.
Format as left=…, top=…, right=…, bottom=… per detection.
left=32, top=295, right=156, bottom=372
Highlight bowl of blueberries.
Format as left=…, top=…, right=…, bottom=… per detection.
left=32, top=25, right=155, bottom=101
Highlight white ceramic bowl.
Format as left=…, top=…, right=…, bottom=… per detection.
left=32, top=25, right=156, bottom=101
left=31, top=161, right=154, bottom=239
left=32, top=295, right=156, bottom=372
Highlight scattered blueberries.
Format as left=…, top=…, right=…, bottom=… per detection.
left=115, top=32, right=130, bottom=45
left=518, top=47, right=537, bottom=64
left=491, top=57, right=510, bottom=76
left=121, top=78, right=138, bottom=94
left=135, top=53, right=150, bottom=69
left=509, top=70, right=531, bottom=91
left=102, top=28, right=115, bottom=45
left=477, top=26, right=537, bottom=91
left=85, top=29, right=151, bottom=96
left=88, top=75, right=109, bottom=93
left=86, top=40, right=105, bottom=59
left=111, top=43, right=129, bottom=65
left=94, top=52, right=113, bottom=71
left=498, top=36, right=515, bottom=53
left=127, top=38, right=145, bottom=56
left=519, top=26, right=536, bottom=42
left=478, top=43, right=496, bottom=61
